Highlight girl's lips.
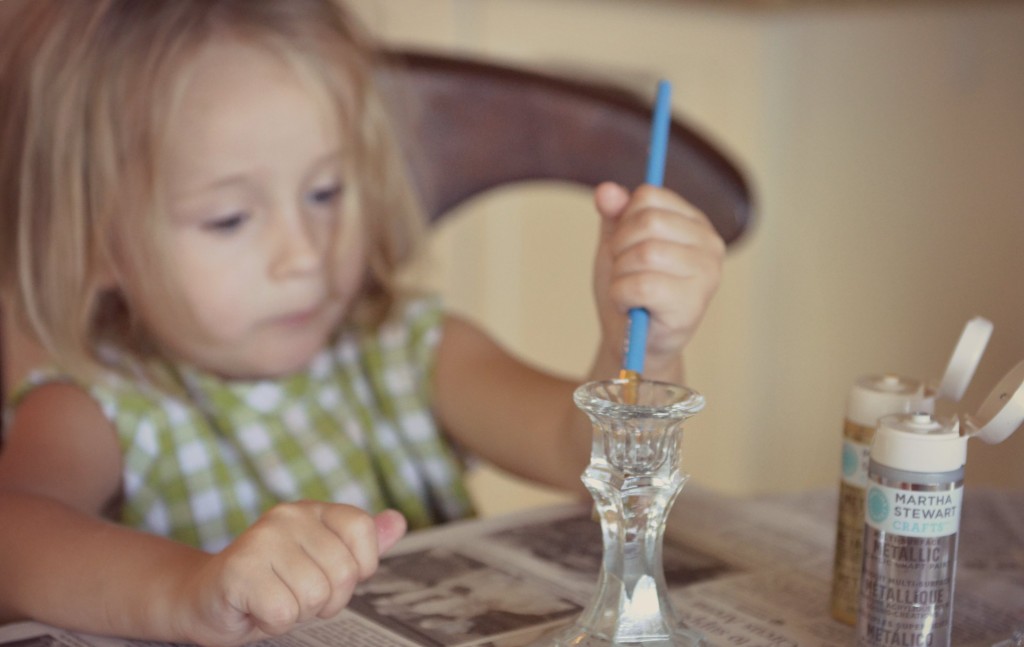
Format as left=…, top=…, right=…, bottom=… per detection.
left=276, top=305, right=321, bottom=327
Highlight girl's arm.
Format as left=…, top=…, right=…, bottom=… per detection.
left=432, top=315, right=590, bottom=493
left=0, top=382, right=196, bottom=635
left=0, top=383, right=405, bottom=645
left=433, top=182, right=723, bottom=491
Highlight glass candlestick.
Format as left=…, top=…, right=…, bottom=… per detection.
left=533, top=378, right=706, bottom=647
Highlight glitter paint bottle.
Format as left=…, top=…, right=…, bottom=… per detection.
left=829, top=375, right=931, bottom=625
left=829, top=318, right=992, bottom=625
left=856, top=360, right=1024, bottom=647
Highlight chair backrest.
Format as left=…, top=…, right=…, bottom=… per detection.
left=0, top=50, right=754, bottom=420
left=384, top=50, right=753, bottom=244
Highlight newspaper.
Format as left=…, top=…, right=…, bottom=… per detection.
left=1, top=486, right=1021, bottom=647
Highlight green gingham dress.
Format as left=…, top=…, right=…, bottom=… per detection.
left=14, top=294, right=475, bottom=552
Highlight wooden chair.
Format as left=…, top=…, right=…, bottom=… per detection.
left=0, top=49, right=754, bottom=422
left=384, top=50, right=752, bottom=241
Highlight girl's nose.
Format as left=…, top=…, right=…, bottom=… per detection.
left=270, top=212, right=324, bottom=278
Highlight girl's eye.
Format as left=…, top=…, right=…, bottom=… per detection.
left=308, top=183, right=343, bottom=207
left=203, top=212, right=248, bottom=233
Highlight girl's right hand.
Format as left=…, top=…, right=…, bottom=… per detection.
left=177, top=503, right=406, bottom=646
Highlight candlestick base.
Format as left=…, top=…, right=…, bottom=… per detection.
left=530, top=378, right=706, bottom=647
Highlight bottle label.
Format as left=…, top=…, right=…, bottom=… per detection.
left=864, top=483, right=962, bottom=538
left=857, top=529, right=958, bottom=647
left=840, top=438, right=871, bottom=488
left=831, top=420, right=876, bottom=625
left=830, top=481, right=866, bottom=624
left=857, top=482, right=961, bottom=647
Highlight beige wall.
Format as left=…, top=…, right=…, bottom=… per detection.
left=354, top=1, right=1024, bottom=512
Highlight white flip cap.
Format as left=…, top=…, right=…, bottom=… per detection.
left=936, top=316, right=993, bottom=402
left=964, top=359, right=1024, bottom=445
left=847, top=318, right=993, bottom=429
left=873, top=359, right=1024, bottom=473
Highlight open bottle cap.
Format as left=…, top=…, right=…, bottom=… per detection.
left=964, top=359, right=1024, bottom=445
left=936, top=316, right=993, bottom=402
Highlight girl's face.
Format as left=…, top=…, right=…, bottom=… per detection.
left=140, top=40, right=364, bottom=379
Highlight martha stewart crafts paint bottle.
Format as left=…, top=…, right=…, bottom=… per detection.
left=857, top=413, right=964, bottom=647
left=829, top=318, right=992, bottom=625
left=856, top=360, right=1024, bottom=647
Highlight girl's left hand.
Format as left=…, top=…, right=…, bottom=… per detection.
left=592, top=182, right=725, bottom=376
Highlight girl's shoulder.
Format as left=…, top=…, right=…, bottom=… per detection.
left=5, top=366, right=103, bottom=426
left=1, top=373, right=125, bottom=515
left=6, top=372, right=112, bottom=429
left=4, top=351, right=186, bottom=437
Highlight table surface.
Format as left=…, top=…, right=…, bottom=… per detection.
left=1, top=486, right=1021, bottom=647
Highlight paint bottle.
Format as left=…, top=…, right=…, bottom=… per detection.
left=829, top=375, right=930, bottom=624
left=856, top=360, right=1024, bottom=647
left=829, top=317, right=992, bottom=625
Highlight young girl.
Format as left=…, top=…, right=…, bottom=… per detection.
left=0, top=0, right=724, bottom=644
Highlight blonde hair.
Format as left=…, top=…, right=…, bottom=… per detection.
left=0, top=0, right=424, bottom=382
